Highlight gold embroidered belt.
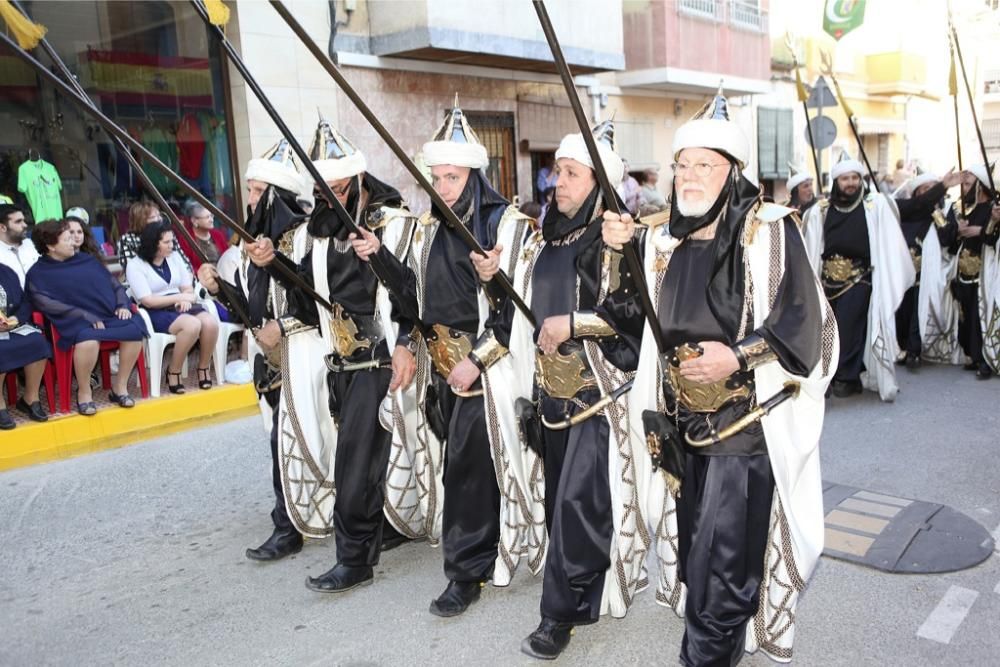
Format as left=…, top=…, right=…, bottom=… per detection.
left=822, top=254, right=866, bottom=284
left=666, top=343, right=751, bottom=413
left=958, top=248, right=982, bottom=281
left=426, top=324, right=475, bottom=378
left=535, top=345, right=597, bottom=400
left=327, top=303, right=384, bottom=359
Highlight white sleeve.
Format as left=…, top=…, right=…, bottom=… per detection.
left=126, top=260, right=152, bottom=301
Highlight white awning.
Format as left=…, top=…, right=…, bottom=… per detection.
left=855, top=117, right=906, bottom=135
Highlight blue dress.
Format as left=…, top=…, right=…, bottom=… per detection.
left=26, top=253, right=148, bottom=351
left=0, top=264, right=51, bottom=373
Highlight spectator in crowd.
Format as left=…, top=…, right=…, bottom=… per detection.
left=638, top=167, right=668, bottom=215
left=891, top=158, right=914, bottom=191
left=177, top=201, right=229, bottom=273
left=536, top=154, right=558, bottom=203
left=0, top=263, right=52, bottom=429
left=127, top=221, right=218, bottom=393
left=117, top=202, right=191, bottom=274
left=117, top=201, right=162, bottom=271
left=65, top=207, right=104, bottom=261
left=518, top=200, right=543, bottom=228
left=26, top=219, right=147, bottom=416
left=0, top=204, right=40, bottom=287
left=616, top=159, right=641, bottom=214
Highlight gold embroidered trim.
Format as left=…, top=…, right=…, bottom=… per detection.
left=572, top=310, right=615, bottom=338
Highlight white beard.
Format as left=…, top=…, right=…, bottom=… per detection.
left=676, top=197, right=713, bottom=217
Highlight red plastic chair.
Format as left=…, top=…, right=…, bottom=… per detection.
left=48, top=309, right=150, bottom=414
left=2, top=313, right=57, bottom=415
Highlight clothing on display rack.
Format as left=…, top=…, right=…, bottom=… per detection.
left=17, top=157, right=63, bottom=222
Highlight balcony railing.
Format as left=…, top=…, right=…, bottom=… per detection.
left=677, top=0, right=767, bottom=32
left=678, top=0, right=722, bottom=21
left=729, top=1, right=767, bottom=32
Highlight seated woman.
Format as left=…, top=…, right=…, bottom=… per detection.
left=0, top=264, right=52, bottom=429
left=116, top=201, right=190, bottom=274
left=126, top=221, right=218, bottom=393
left=26, top=219, right=147, bottom=416
left=66, top=209, right=105, bottom=261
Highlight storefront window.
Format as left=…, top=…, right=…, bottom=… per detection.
left=0, top=0, right=237, bottom=249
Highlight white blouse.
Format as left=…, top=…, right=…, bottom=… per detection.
left=125, top=252, right=193, bottom=302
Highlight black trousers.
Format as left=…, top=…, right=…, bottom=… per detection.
left=677, top=452, right=774, bottom=667
left=266, top=388, right=295, bottom=533
left=895, top=284, right=922, bottom=356
left=328, top=366, right=393, bottom=567
left=830, top=282, right=872, bottom=383
left=437, top=374, right=501, bottom=583
left=538, top=390, right=613, bottom=625
left=953, top=280, right=984, bottom=364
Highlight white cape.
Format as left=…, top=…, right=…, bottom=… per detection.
left=917, top=213, right=963, bottom=364
left=639, top=205, right=839, bottom=661
left=803, top=194, right=914, bottom=401
left=277, top=224, right=337, bottom=537
left=378, top=209, right=445, bottom=543
left=979, top=239, right=1000, bottom=372
left=481, top=211, right=651, bottom=617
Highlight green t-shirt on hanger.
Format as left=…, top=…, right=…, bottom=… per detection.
left=17, top=159, right=63, bottom=222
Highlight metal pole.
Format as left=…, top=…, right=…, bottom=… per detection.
left=532, top=0, right=666, bottom=354
left=267, top=0, right=535, bottom=327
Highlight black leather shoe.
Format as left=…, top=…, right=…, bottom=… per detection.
left=16, top=398, right=47, bottom=422
left=429, top=580, right=483, bottom=617
left=976, top=363, right=992, bottom=380
left=0, top=409, right=14, bottom=430
left=305, top=563, right=374, bottom=593
left=904, top=353, right=921, bottom=370
left=963, top=361, right=978, bottom=371
left=245, top=528, right=303, bottom=562
left=830, top=380, right=862, bottom=398
left=381, top=532, right=410, bottom=552
left=520, top=618, right=574, bottom=660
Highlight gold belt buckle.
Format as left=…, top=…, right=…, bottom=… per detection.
left=958, top=249, right=982, bottom=279
left=822, top=254, right=860, bottom=283
left=427, top=323, right=473, bottom=377
left=328, top=303, right=372, bottom=358
left=666, top=343, right=750, bottom=413
left=534, top=347, right=597, bottom=400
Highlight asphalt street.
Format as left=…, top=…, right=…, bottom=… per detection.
left=1, top=363, right=998, bottom=666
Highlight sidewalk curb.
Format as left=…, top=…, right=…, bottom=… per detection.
left=0, top=384, right=259, bottom=472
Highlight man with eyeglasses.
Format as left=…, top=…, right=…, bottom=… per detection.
left=600, top=89, right=837, bottom=665
left=245, top=114, right=421, bottom=594
left=803, top=153, right=914, bottom=400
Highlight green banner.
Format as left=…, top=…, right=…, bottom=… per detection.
left=823, top=0, right=866, bottom=40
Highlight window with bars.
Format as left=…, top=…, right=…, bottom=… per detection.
left=614, top=119, right=656, bottom=169
left=757, top=108, right=793, bottom=180
left=465, top=111, right=518, bottom=202
left=984, top=119, right=1000, bottom=149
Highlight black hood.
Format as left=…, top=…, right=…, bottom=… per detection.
left=245, top=184, right=306, bottom=243
left=667, top=163, right=761, bottom=342
left=431, top=169, right=508, bottom=248
left=308, top=172, right=405, bottom=239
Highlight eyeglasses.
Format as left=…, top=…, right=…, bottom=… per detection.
left=316, top=183, right=352, bottom=200
left=670, top=162, right=730, bottom=178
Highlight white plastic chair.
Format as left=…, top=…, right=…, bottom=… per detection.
left=199, top=287, right=245, bottom=386
left=136, top=306, right=189, bottom=398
